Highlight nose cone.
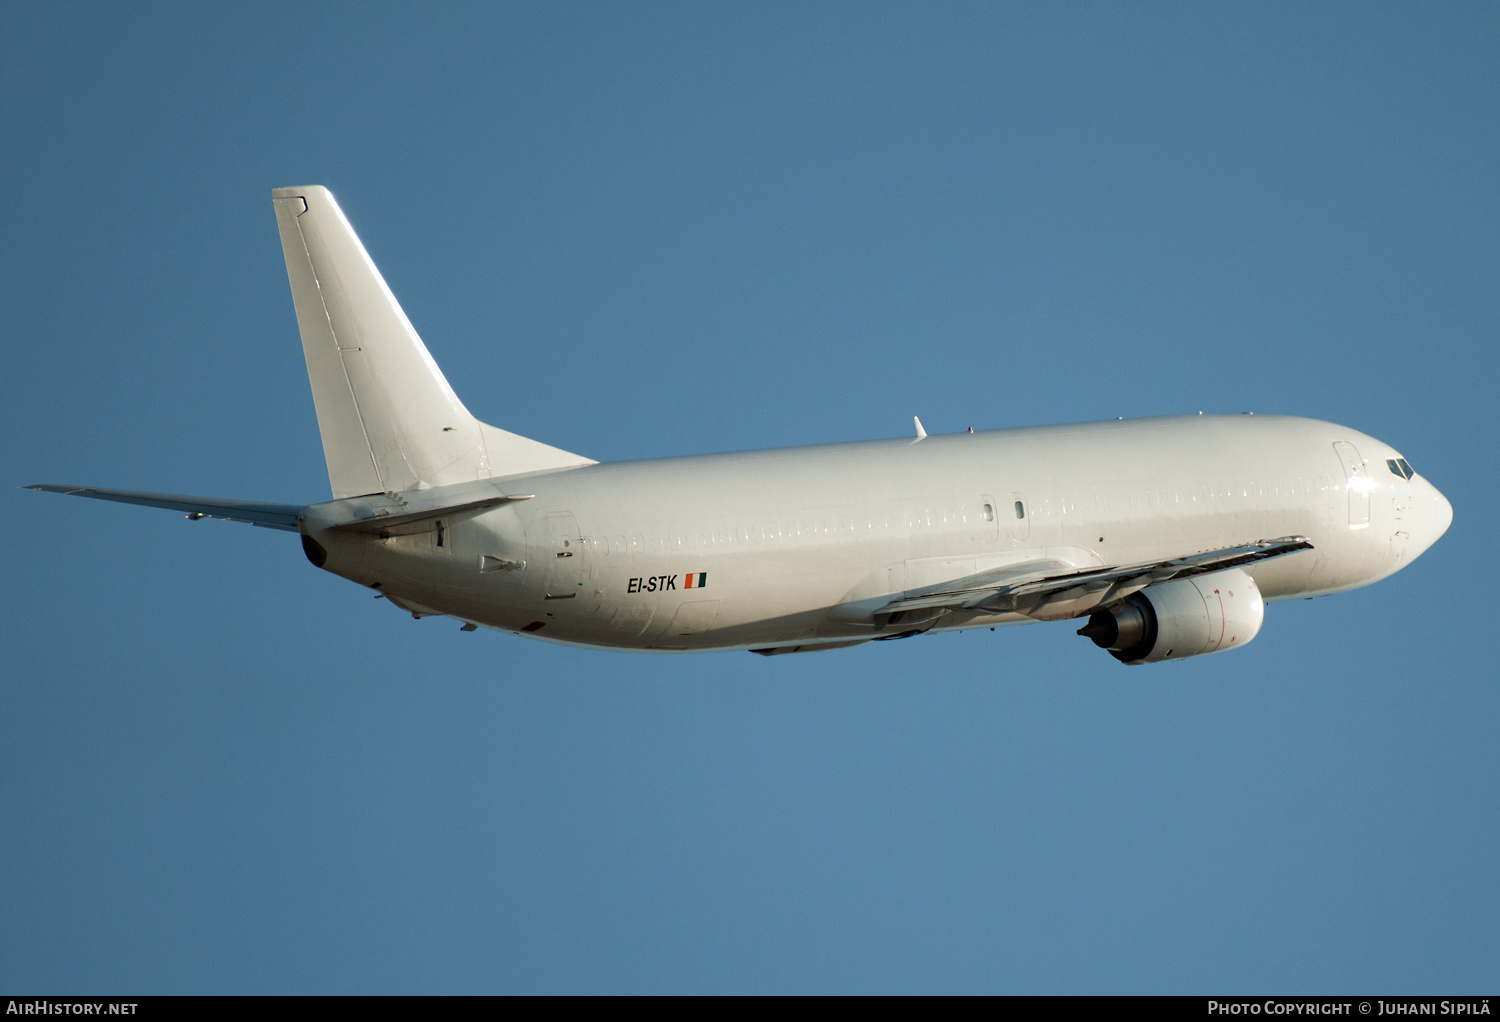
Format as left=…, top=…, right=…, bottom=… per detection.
left=1433, top=484, right=1453, bottom=539
left=1411, top=477, right=1453, bottom=559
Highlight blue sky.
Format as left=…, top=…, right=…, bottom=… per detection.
left=3, top=2, right=1496, bottom=993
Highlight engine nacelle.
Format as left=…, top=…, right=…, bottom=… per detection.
left=1077, top=567, right=1264, bottom=664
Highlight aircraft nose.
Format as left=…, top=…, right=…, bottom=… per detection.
left=1412, top=477, right=1453, bottom=556
left=1431, top=483, right=1453, bottom=541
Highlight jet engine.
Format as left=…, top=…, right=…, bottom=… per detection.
left=1077, top=567, right=1264, bottom=664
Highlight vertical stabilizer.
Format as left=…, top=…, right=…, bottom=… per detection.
left=271, top=185, right=593, bottom=498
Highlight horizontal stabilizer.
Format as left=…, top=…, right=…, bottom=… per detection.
left=327, top=493, right=532, bottom=536
left=26, top=484, right=303, bottom=531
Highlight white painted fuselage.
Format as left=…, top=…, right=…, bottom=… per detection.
left=302, top=413, right=1451, bottom=652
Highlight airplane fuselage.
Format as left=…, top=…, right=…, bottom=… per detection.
left=302, top=413, right=1450, bottom=653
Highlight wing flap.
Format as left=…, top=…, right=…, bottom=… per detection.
left=26, top=484, right=304, bottom=531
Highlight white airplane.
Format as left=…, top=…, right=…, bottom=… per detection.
left=29, top=186, right=1452, bottom=663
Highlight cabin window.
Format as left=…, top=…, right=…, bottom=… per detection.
left=1014, top=500, right=1026, bottom=519
left=982, top=503, right=995, bottom=522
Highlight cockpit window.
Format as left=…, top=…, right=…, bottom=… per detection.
left=1387, top=458, right=1415, bottom=480
left=1397, top=458, right=1414, bottom=480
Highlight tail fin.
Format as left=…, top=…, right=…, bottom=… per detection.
left=271, top=185, right=593, bottom=498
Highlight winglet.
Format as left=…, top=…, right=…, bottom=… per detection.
left=913, top=416, right=927, bottom=439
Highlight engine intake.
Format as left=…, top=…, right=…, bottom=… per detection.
left=1077, top=567, right=1264, bottom=664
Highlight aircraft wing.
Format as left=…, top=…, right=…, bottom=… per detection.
left=881, top=536, right=1314, bottom=623
left=26, top=484, right=304, bottom=532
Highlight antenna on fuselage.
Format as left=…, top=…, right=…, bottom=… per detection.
left=913, top=416, right=927, bottom=439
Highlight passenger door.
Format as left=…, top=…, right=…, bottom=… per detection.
left=1333, top=442, right=1371, bottom=528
